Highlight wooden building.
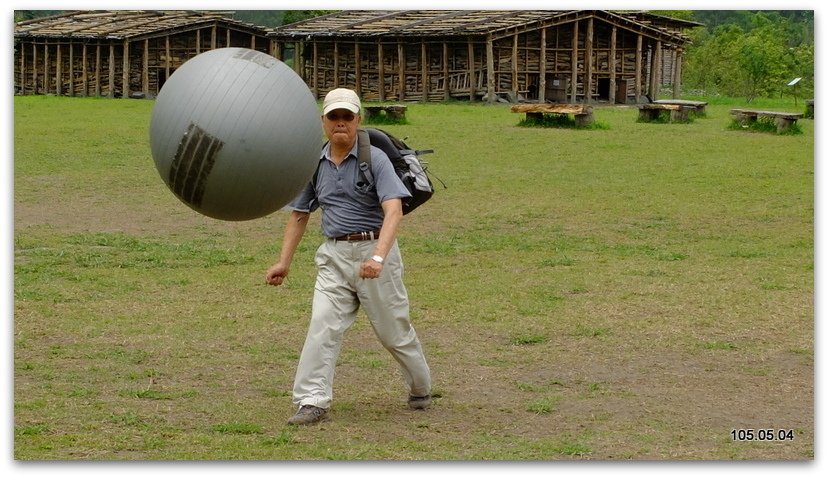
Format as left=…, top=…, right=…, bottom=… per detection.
left=13, top=10, right=272, bottom=98
left=269, top=10, right=701, bottom=104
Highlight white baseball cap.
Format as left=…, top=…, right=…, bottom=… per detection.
left=322, top=88, right=361, bottom=115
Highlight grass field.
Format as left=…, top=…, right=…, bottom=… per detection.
left=13, top=95, right=813, bottom=460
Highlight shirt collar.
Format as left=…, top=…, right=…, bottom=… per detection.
left=322, top=140, right=359, bottom=162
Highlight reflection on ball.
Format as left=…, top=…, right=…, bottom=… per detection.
left=149, top=47, right=322, bottom=221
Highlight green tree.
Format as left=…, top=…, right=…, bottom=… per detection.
left=684, top=24, right=745, bottom=96
left=682, top=11, right=813, bottom=100
left=14, top=10, right=62, bottom=22
left=231, top=11, right=285, bottom=28
left=738, top=13, right=792, bottom=100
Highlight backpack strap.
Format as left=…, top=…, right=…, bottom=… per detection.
left=356, top=129, right=374, bottom=187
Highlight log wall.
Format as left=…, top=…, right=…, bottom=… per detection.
left=14, top=25, right=272, bottom=98
left=278, top=18, right=680, bottom=104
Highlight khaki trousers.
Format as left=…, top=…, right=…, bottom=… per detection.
left=292, top=238, right=431, bottom=409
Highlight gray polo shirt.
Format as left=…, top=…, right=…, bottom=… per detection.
left=289, top=140, right=411, bottom=238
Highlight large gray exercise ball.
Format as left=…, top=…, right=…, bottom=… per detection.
left=150, top=47, right=322, bottom=221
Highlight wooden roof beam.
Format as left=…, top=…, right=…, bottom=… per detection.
left=61, top=11, right=163, bottom=36
left=344, top=10, right=414, bottom=30
left=386, top=10, right=476, bottom=33
left=598, top=10, right=685, bottom=43
left=486, top=10, right=587, bottom=40
left=99, top=12, right=194, bottom=37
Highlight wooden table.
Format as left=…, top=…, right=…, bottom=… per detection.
left=511, top=103, right=594, bottom=126
left=363, top=105, right=407, bottom=122
left=638, top=103, right=694, bottom=123
left=653, top=99, right=708, bottom=115
left=730, top=108, right=804, bottom=133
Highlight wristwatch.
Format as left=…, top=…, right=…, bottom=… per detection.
left=371, top=255, right=384, bottom=264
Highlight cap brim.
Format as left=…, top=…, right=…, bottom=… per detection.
left=323, top=102, right=360, bottom=115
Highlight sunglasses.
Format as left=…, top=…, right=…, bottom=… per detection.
left=325, top=111, right=357, bottom=122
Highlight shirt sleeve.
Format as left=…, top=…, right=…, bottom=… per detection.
left=287, top=177, right=319, bottom=213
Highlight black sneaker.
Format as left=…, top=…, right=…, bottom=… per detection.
left=287, top=405, right=328, bottom=425
left=407, top=394, right=432, bottom=410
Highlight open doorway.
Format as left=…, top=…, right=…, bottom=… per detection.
left=597, top=78, right=610, bottom=101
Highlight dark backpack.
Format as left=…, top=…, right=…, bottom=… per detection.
left=315, top=128, right=438, bottom=215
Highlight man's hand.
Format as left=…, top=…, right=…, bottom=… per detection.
left=359, top=259, right=383, bottom=279
left=266, top=262, right=289, bottom=286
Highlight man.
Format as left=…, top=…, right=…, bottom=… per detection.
left=265, top=88, right=432, bottom=426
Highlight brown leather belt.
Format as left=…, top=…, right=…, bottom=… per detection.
left=334, top=230, right=381, bottom=241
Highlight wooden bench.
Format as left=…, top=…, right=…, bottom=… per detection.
left=638, top=103, right=694, bottom=123
left=511, top=103, right=594, bottom=127
left=653, top=99, right=708, bottom=115
left=363, top=105, right=407, bottom=122
left=730, top=108, right=804, bottom=133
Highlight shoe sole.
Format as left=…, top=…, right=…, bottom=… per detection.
left=287, top=413, right=329, bottom=425
left=408, top=399, right=432, bottom=410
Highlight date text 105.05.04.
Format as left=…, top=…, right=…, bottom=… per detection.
left=731, top=429, right=796, bottom=442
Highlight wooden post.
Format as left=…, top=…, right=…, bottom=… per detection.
left=122, top=40, right=129, bottom=98
left=378, top=42, right=385, bottom=101
left=553, top=27, right=559, bottom=73
left=584, top=18, right=593, bottom=104
left=56, top=42, right=62, bottom=96
left=226, top=28, right=231, bottom=47
left=468, top=40, right=476, bottom=102
left=673, top=48, right=683, bottom=98
left=44, top=42, right=50, bottom=94
left=398, top=42, right=405, bottom=101
left=273, top=41, right=281, bottom=61
left=355, top=41, right=362, bottom=95
left=211, top=25, right=217, bottom=49
left=196, top=29, right=201, bottom=54
left=32, top=43, right=38, bottom=94
left=95, top=43, right=101, bottom=97
left=511, top=34, right=518, bottom=100
left=570, top=21, right=578, bottom=103
left=486, top=35, right=494, bottom=104
left=443, top=41, right=450, bottom=101
left=108, top=43, right=115, bottom=98
left=294, top=41, right=302, bottom=75
left=539, top=27, right=547, bottom=103
left=421, top=41, right=428, bottom=102
left=68, top=42, right=74, bottom=96
left=251, top=34, right=256, bottom=50
left=609, top=26, right=617, bottom=104
left=82, top=43, right=88, bottom=96
left=313, top=42, right=319, bottom=98
left=19, top=45, right=25, bottom=95
left=142, top=39, right=149, bottom=98
left=651, top=40, right=661, bottom=100
left=165, top=35, right=170, bottom=85
left=334, top=41, right=339, bottom=88
left=635, top=34, right=642, bottom=102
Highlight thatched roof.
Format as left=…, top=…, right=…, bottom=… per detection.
left=269, top=10, right=694, bottom=43
left=14, top=10, right=270, bottom=40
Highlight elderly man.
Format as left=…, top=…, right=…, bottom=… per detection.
left=265, top=88, right=432, bottom=425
